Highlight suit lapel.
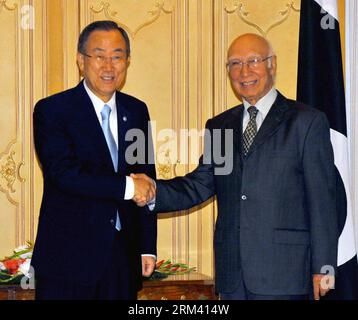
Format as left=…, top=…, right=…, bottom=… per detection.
left=245, top=91, right=290, bottom=159
left=115, top=92, right=131, bottom=174
left=224, top=105, right=244, bottom=167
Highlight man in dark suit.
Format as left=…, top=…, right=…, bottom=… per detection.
left=32, top=20, right=157, bottom=300
left=132, top=33, right=338, bottom=300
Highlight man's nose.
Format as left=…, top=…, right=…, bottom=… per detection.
left=102, top=57, right=114, bottom=69
left=239, top=63, right=250, bottom=76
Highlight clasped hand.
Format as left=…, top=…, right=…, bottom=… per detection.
left=131, top=173, right=156, bottom=207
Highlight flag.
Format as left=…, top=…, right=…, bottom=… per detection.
left=297, top=0, right=358, bottom=299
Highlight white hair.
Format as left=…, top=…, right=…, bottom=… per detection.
left=266, top=40, right=275, bottom=69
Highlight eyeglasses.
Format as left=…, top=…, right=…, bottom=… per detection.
left=82, top=53, right=126, bottom=65
left=226, top=56, right=273, bottom=72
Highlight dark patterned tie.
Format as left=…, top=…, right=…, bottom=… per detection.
left=242, top=106, right=258, bottom=156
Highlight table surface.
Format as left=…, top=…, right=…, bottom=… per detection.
left=143, top=272, right=214, bottom=287
left=0, top=272, right=214, bottom=291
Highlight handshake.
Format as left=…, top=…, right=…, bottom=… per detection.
left=130, top=173, right=156, bottom=207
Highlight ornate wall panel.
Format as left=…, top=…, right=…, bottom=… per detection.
left=0, top=0, right=46, bottom=256
left=62, top=0, right=80, bottom=89
left=31, top=0, right=46, bottom=252
left=0, top=2, right=20, bottom=254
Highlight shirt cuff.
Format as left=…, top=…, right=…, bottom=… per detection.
left=124, top=176, right=135, bottom=200
left=146, top=180, right=156, bottom=210
left=141, top=254, right=157, bottom=261
left=147, top=197, right=156, bottom=211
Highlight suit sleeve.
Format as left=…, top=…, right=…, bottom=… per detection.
left=134, top=103, right=157, bottom=255
left=302, top=111, right=338, bottom=274
left=154, top=119, right=216, bottom=213
left=33, top=99, right=127, bottom=203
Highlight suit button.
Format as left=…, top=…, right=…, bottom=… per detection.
left=241, top=195, right=247, bottom=200
left=110, top=219, right=115, bottom=226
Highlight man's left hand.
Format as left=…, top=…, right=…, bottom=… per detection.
left=313, top=274, right=335, bottom=300
left=142, top=256, right=156, bottom=277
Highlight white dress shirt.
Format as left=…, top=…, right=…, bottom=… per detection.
left=242, top=87, right=278, bottom=132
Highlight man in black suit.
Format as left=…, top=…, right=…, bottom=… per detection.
left=132, top=33, right=338, bottom=300
left=32, top=20, right=157, bottom=300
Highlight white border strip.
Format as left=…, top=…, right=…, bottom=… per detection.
left=331, top=130, right=356, bottom=265
left=346, top=0, right=358, bottom=260
left=314, top=0, right=339, bottom=21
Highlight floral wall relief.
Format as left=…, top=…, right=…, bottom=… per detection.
left=225, top=0, right=300, bottom=37
left=0, top=0, right=17, bottom=14
left=90, top=0, right=174, bottom=39
left=0, top=142, right=25, bottom=206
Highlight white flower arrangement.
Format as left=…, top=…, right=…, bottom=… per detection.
left=0, top=242, right=33, bottom=284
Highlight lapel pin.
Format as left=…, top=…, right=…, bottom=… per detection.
left=122, top=116, right=127, bottom=122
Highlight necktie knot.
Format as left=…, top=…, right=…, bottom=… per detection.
left=101, top=104, right=111, bottom=122
left=247, top=105, right=258, bottom=120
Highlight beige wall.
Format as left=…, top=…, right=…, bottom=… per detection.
left=0, top=0, right=344, bottom=278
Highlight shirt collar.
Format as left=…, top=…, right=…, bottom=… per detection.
left=83, top=79, right=116, bottom=111
left=243, top=87, right=278, bottom=118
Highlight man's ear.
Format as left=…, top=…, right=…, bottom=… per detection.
left=270, top=55, right=277, bottom=76
left=77, top=52, right=85, bottom=75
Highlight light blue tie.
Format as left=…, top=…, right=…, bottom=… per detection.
left=100, top=104, right=121, bottom=231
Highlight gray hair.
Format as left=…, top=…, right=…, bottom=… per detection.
left=266, top=40, right=275, bottom=69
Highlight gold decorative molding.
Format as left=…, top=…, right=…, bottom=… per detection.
left=225, top=0, right=300, bottom=37
left=157, top=163, right=172, bottom=179
left=156, top=135, right=175, bottom=179
left=156, top=147, right=173, bottom=179
left=0, top=0, right=17, bottom=14
left=156, top=148, right=182, bottom=179
left=1, top=151, right=16, bottom=193
left=17, top=161, right=25, bottom=183
left=0, top=141, right=24, bottom=205
left=90, top=0, right=174, bottom=39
